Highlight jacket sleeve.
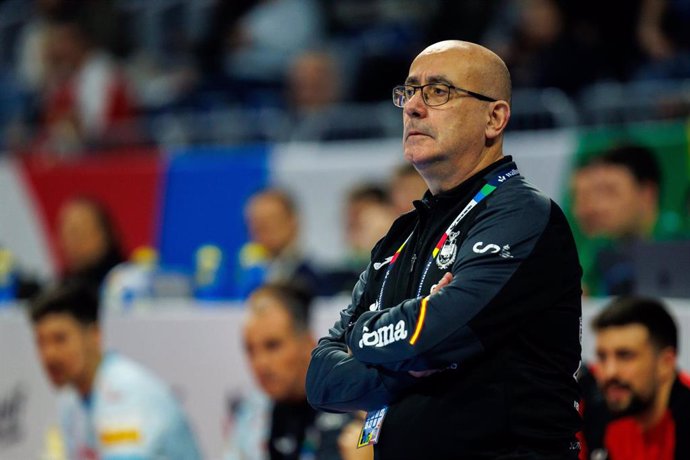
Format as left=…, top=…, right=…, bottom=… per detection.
left=306, top=267, right=417, bottom=412
left=347, top=190, right=571, bottom=372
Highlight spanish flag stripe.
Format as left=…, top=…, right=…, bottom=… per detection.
left=432, top=233, right=448, bottom=258
left=409, top=296, right=429, bottom=345
left=390, top=241, right=407, bottom=264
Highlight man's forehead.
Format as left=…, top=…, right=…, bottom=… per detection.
left=244, top=302, right=294, bottom=333
left=404, top=73, right=454, bottom=85
left=418, top=40, right=474, bottom=56
left=407, top=50, right=474, bottom=84
left=37, top=312, right=80, bottom=327
left=596, top=324, right=651, bottom=347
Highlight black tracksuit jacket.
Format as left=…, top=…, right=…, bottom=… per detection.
left=306, top=156, right=583, bottom=459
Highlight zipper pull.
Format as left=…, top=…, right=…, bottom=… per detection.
left=410, top=254, right=417, bottom=273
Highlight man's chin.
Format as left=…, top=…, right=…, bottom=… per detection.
left=404, top=151, right=446, bottom=170
left=49, top=377, right=69, bottom=388
left=607, top=396, right=650, bottom=417
left=606, top=399, right=631, bottom=414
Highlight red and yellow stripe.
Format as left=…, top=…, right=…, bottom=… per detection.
left=409, top=296, right=429, bottom=345
left=432, top=233, right=448, bottom=258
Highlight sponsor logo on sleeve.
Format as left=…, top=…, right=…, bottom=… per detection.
left=472, top=242, right=513, bottom=258
left=472, top=242, right=501, bottom=254
left=358, top=320, right=408, bottom=348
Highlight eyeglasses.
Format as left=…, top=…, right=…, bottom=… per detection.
left=392, top=83, right=497, bottom=108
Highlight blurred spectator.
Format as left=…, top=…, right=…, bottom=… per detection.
left=425, top=0, right=497, bottom=45
left=573, top=146, right=660, bottom=240
left=287, top=50, right=341, bottom=114
left=30, top=282, right=201, bottom=459
left=282, top=47, right=396, bottom=141
left=570, top=144, right=681, bottom=296
left=126, top=50, right=198, bottom=114
left=582, top=296, right=690, bottom=460
left=14, top=0, right=65, bottom=94
left=322, top=0, right=428, bottom=103
left=320, top=183, right=396, bottom=295
left=389, top=163, right=427, bottom=215
left=57, top=196, right=125, bottom=290
left=344, top=183, right=395, bottom=272
left=32, top=11, right=137, bottom=154
left=636, top=0, right=690, bottom=80
left=2, top=0, right=64, bottom=150
left=237, top=189, right=320, bottom=297
left=483, top=0, right=595, bottom=94
left=282, top=49, right=345, bottom=141
left=195, top=0, right=257, bottom=76
left=560, top=0, right=644, bottom=84
left=224, top=283, right=358, bottom=459
left=221, top=0, right=325, bottom=106
left=483, top=0, right=647, bottom=94
left=123, top=1, right=204, bottom=114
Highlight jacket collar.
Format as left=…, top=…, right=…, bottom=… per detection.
left=415, top=155, right=514, bottom=210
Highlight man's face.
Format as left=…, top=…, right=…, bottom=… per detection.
left=58, top=201, right=108, bottom=272
left=595, top=324, right=663, bottom=415
left=245, top=195, right=297, bottom=257
left=572, top=164, right=649, bottom=238
left=402, top=49, right=489, bottom=171
left=391, top=172, right=428, bottom=215
left=346, top=199, right=394, bottom=252
left=243, top=295, right=312, bottom=401
left=33, top=313, right=94, bottom=388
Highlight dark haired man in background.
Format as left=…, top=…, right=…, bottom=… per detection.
left=571, top=144, right=681, bottom=295
left=225, top=283, right=363, bottom=460
left=583, top=296, right=690, bottom=459
left=30, top=282, right=201, bottom=460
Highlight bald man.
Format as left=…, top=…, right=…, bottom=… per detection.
left=306, top=41, right=583, bottom=459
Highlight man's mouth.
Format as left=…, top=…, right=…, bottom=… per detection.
left=47, top=367, right=65, bottom=382
left=406, top=130, right=428, bottom=140
left=603, top=381, right=632, bottom=398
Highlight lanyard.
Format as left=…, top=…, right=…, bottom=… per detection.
left=375, top=165, right=520, bottom=309
left=376, top=232, right=414, bottom=311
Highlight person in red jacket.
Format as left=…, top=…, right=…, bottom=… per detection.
left=584, top=296, right=690, bottom=460
left=36, top=12, right=136, bottom=153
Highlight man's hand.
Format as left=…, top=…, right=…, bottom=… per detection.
left=408, top=369, right=440, bottom=378
left=430, top=272, right=453, bottom=295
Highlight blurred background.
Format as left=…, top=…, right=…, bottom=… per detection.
left=1, top=0, right=690, bottom=459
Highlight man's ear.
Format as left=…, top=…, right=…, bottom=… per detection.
left=86, top=323, right=101, bottom=348
left=658, top=346, right=676, bottom=380
left=485, top=100, right=511, bottom=140
left=640, top=181, right=659, bottom=208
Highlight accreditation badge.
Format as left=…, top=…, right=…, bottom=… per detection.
left=357, top=407, right=388, bottom=448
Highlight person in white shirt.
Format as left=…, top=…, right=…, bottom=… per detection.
left=30, top=282, right=201, bottom=460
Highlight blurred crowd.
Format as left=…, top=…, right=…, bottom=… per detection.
left=1, top=0, right=690, bottom=152
left=1, top=3, right=690, bottom=459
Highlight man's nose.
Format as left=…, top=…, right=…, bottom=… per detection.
left=404, top=89, right=427, bottom=118
left=599, top=358, right=619, bottom=381
left=251, top=352, right=271, bottom=371
left=39, top=343, right=57, bottom=360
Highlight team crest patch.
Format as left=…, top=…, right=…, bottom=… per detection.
left=436, top=230, right=459, bottom=269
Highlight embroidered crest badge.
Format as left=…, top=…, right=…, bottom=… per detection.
left=436, top=230, right=459, bottom=269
